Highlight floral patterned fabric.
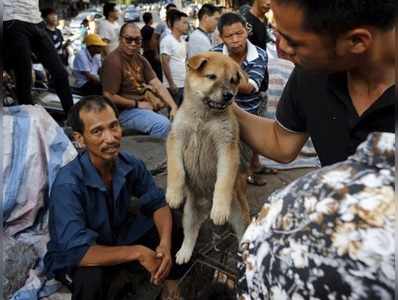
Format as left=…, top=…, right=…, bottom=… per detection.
left=237, top=132, right=395, bottom=300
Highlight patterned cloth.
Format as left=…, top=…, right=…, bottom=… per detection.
left=237, top=132, right=395, bottom=300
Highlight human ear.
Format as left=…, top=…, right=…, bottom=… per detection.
left=336, top=28, right=372, bottom=56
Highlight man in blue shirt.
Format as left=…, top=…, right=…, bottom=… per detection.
left=44, top=96, right=186, bottom=300
left=212, top=13, right=269, bottom=186
left=73, top=34, right=106, bottom=96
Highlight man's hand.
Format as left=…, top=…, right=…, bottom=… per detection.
left=137, top=246, right=162, bottom=284
left=169, top=84, right=178, bottom=96
left=153, top=242, right=172, bottom=285
left=138, top=101, right=154, bottom=110
left=170, top=107, right=178, bottom=121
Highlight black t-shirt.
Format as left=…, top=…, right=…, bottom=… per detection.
left=244, top=11, right=271, bottom=51
left=276, top=67, right=395, bottom=166
left=141, top=25, right=154, bottom=53
left=45, top=27, right=64, bottom=55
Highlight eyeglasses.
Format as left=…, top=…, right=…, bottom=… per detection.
left=122, top=35, right=142, bottom=44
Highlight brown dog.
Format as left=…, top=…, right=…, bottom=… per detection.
left=166, top=52, right=250, bottom=265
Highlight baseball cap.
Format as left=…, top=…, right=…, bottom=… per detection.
left=84, top=34, right=108, bottom=47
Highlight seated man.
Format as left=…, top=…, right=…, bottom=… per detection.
left=72, top=34, right=106, bottom=96
left=44, top=96, right=187, bottom=300
left=102, top=23, right=177, bottom=139
left=212, top=13, right=269, bottom=186
left=237, top=132, right=395, bottom=299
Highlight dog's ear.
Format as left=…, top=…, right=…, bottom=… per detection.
left=187, top=55, right=208, bottom=71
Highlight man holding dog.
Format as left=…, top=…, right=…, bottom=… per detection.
left=235, top=0, right=395, bottom=167
left=213, top=13, right=270, bottom=186
left=45, top=96, right=186, bottom=300
left=101, top=22, right=177, bottom=138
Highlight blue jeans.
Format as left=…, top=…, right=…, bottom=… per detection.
left=119, top=108, right=170, bottom=138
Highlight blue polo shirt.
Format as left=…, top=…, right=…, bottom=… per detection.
left=44, top=151, right=166, bottom=277
left=212, top=40, right=268, bottom=114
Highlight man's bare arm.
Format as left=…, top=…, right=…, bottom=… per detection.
left=149, top=77, right=178, bottom=111
left=79, top=245, right=142, bottom=266
left=103, top=90, right=136, bottom=109
left=82, top=71, right=100, bottom=83
left=160, top=54, right=176, bottom=88
left=233, top=104, right=308, bottom=163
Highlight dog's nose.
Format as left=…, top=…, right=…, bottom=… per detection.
left=223, top=91, right=234, bottom=102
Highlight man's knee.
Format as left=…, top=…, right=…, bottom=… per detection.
left=151, top=115, right=170, bottom=138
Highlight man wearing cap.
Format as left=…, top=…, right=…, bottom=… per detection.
left=73, top=34, right=107, bottom=96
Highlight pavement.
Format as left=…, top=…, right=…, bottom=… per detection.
left=120, top=135, right=315, bottom=299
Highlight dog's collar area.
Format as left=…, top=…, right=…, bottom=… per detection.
left=203, top=97, right=232, bottom=110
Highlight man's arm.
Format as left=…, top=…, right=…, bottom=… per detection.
left=160, top=54, right=176, bottom=90
left=79, top=244, right=143, bottom=266
left=103, top=90, right=136, bottom=109
left=233, top=104, right=308, bottom=163
left=82, top=71, right=100, bottom=83
left=149, top=77, right=178, bottom=111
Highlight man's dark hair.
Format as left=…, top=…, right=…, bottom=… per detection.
left=217, top=12, right=246, bottom=35
left=41, top=7, right=57, bottom=19
left=198, top=3, right=219, bottom=21
left=166, top=3, right=177, bottom=11
left=167, top=10, right=188, bottom=29
left=119, top=22, right=140, bottom=37
left=143, top=12, right=153, bottom=24
left=67, top=96, right=119, bottom=134
left=274, top=0, right=396, bottom=37
left=103, top=2, right=117, bottom=19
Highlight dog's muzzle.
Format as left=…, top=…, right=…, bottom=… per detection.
left=204, top=92, right=234, bottom=110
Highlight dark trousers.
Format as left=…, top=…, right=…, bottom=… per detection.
left=70, top=211, right=189, bottom=300
left=4, top=20, right=73, bottom=115
left=168, top=88, right=184, bottom=107
left=79, top=80, right=103, bottom=96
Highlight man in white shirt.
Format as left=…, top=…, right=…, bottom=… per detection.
left=97, top=2, right=121, bottom=54
left=187, top=4, right=220, bottom=58
left=73, top=34, right=107, bottom=96
left=160, top=10, right=189, bottom=107
left=4, top=0, right=73, bottom=115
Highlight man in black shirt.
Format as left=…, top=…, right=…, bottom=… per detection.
left=243, top=0, right=272, bottom=50
left=141, top=12, right=162, bottom=79
left=234, top=0, right=395, bottom=167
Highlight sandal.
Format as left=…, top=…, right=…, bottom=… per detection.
left=253, top=165, right=278, bottom=175
left=247, top=174, right=267, bottom=186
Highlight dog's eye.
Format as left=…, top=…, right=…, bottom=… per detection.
left=230, top=77, right=238, bottom=84
left=206, top=74, right=217, bottom=80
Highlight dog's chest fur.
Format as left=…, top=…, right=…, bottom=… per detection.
left=173, top=109, right=239, bottom=197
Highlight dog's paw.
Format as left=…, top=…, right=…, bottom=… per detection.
left=166, top=188, right=184, bottom=209
left=210, top=202, right=231, bottom=225
left=175, top=246, right=193, bottom=265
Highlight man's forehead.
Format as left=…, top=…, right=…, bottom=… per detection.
left=80, top=107, right=117, bottom=128
left=123, top=25, right=141, bottom=35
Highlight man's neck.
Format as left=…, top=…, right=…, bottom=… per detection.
left=89, top=154, right=115, bottom=186
left=229, top=44, right=247, bottom=64
left=46, top=24, right=56, bottom=31
left=107, top=17, right=115, bottom=23
left=172, top=30, right=182, bottom=40
left=198, top=23, right=209, bottom=33
left=249, top=6, right=263, bottom=22
left=347, top=29, right=395, bottom=115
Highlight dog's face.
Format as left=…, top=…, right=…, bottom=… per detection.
left=186, top=52, right=247, bottom=111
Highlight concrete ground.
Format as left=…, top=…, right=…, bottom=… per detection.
left=119, top=136, right=315, bottom=299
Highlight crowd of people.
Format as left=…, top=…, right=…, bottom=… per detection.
left=3, top=0, right=395, bottom=299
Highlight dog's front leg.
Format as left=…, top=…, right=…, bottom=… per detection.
left=166, top=132, right=186, bottom=209
left=210, top=142, right=239, bottom=225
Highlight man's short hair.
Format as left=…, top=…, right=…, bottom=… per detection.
left=119, top=22, right=140, bottom=37
left=166, top=3, right=177, bottom=11
left=103, top=2, right=116, bottom=19
left=274, top=0, right=396, bottom=37
left=167, top=10, right=188, bottom=29
left=198, top=4, right=219, bottom=21
left=41, top=7, right=57, bottom=19
left=217, top=12, right=246, bottom=35
left=67, top=96, right=119, bottom=134
left=143, top=12, right=153, bottom=24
